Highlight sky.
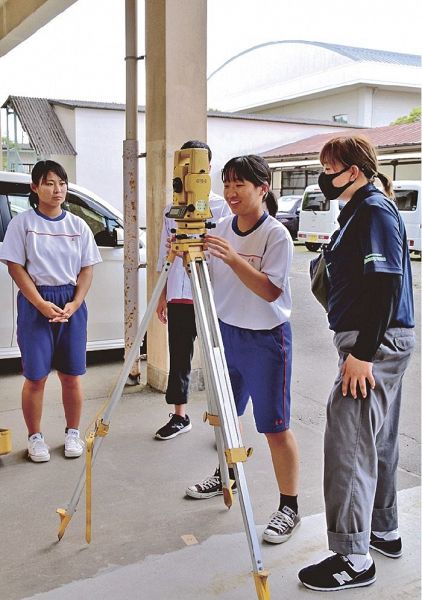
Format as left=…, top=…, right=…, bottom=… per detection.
left=0, top=0, right=421, bottom=109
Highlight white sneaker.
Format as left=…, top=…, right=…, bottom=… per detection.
left=28, top=433, right=50, bottom=463
left=64, top=429, right=84, bottom=458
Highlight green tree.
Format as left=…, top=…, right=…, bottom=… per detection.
left=391, top=106, right=421, bottom=125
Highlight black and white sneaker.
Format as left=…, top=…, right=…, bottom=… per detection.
left=155, top=413, right=192, bottom=440
left=262, top=506, right=301, bottom=544
left=370, top=532, right=402, bottom=558
left=298, top=553, right=376, bottom=591
left=185, top=467, right=237, bottom=499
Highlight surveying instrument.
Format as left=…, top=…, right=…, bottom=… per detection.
left=56, top=147, right=271, bottom=600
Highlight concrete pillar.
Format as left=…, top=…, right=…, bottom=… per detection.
left=145, top=0, right=207, bottom=391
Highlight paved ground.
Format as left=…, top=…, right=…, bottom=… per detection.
left=0, top=245, right=420, bottom=599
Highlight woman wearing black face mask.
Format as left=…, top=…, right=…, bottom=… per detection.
left=298, top=135, right=415, bottom=592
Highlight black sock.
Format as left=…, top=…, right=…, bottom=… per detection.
left=279, top=493, right=298, bottom=514
left=216, top=466, right=236, bottom=480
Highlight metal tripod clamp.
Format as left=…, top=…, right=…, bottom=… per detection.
left=225, top=446, right=253, bottom=465
left=203, top=411, right=220, bottom=427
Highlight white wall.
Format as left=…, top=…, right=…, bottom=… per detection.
left=372, top=90, right=421, bottom=127
left=53, top=105, right=419, bottom=219
left=255, top=89, right=361, bottom=124
left=71, top=107, right=147, bottom=226
left=207, top=116, right=343, bottom=195
left=252, top=87, right=421, bottom=127
left=58, top=105, right=343, bottom=219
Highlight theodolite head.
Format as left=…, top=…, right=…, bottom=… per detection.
left=167, top=147, right=212, bottom=223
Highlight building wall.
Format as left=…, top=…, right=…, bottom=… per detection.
left=69, top=107, right=147, bottom=225
left=252, top=88, right=421, bottom=127
left=372, top=90, right=421, bottom=127
left=54, top=105, right=344, bottom=222
left=207, top=116, right=342, bottom=196
left=49, top=105, right=419, bottom=220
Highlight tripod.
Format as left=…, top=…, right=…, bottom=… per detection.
left=56, top=238, right=271, bottom=599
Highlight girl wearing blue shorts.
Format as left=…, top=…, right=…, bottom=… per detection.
left=185, top=155, right=300, bottom=544
left=0, top=161, right=101, bottom=462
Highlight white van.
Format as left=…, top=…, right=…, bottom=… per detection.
left=298, top=180, right=421, bottom=253
left=0, top=171, right=147, bottom=359
left=297, top=184, right=343, bottom=251
left=392, top=181, right=421, bottom=254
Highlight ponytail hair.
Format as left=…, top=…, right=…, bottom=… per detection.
left=376, top=172, right=394, bottom=200
left=264, top=190, right=278, bottom=217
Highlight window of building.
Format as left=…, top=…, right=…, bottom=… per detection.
left=333, top=114, right=348, bottom=124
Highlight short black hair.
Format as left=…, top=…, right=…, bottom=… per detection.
left=29, top=160, right=68, bottom=208
left=180, top=140, right=212, bottom=162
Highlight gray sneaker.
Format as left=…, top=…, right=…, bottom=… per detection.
left=263, top=506, right=301, bottom=544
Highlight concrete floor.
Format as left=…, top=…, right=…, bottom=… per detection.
left=0, top=245, right=420, bottom=599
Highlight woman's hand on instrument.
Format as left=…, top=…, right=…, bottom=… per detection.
left=205, top=234, right=238, bottom=265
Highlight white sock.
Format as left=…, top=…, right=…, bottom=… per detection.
left=373, top=529, right=399, bottom=541
left=346, top=552, right=372, bottom=571
left=67, top=428, right=80, bottom=436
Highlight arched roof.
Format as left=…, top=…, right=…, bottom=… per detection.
left=207, top=40, right=421, bottom=113
left=208, top=40, right=420, bottom=79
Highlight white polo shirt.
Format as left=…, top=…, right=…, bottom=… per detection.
left=208, top=213, right=293, bottom=330
left=157, top=192, right=230, bottom=302
left=0, top=208, right=102, bottom=286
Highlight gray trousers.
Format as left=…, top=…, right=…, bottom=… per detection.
left=324, top=327, right=415, bottom=555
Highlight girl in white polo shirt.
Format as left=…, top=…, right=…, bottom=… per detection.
left=185, top=155, right=301, bottom=545
left=0, top=160, right=101, bottom=463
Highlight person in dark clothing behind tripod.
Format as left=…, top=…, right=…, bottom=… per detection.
left=298, top=135, right=415, bottom=592
left=154, top=140, right=231, bottom=440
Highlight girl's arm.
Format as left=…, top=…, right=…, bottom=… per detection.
left=7, top=262, right=66, bottom=321
left=205, top=235, right=281, bottom=302
left=62, top=265, right=94, bottom=318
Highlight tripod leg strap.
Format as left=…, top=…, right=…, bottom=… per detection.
left=85, top=432, right=95, bottom=544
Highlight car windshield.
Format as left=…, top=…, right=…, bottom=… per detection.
left=277, top=196, right=300, bottom=212
left=393, top=190, right=418, bottom=211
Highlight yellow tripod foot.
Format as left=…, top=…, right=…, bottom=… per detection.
left=56, top=508, right=72, bottom=541
left=223, top=486, right=233, bottom=508
left=222, top=479, right=237, bottom=508
left=253, top=570, right=270, bottom=600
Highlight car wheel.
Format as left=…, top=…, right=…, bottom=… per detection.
left=305, top=242, right=321, bottom=252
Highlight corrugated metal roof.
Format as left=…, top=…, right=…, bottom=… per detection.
left=49, top=99, right=361, bottom=128
left=262, top=122, right=422, bottom=159
left=2, top=96, right=76, bottom=156
left=209, top=40, right=421, bottom=79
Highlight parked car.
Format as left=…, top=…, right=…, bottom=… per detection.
left=392, top=181, right=421, bottom=255
left=0, top=171, right=147, bottom=359
left=274, top=195, right=302, bottom=239
left=298, top=181, right=421, bottom=253
left=297, top=184, right=345, bottom=251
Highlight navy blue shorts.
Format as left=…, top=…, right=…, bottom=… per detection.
left=219, top=320, right=292, bottom=434
left=17, top=284, right=88, bottom=381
